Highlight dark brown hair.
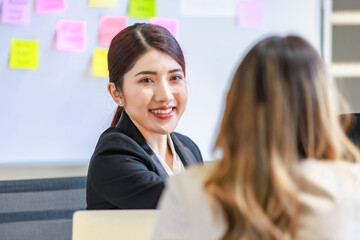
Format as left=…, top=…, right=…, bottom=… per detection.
left=108, top=23, right=186, bottom=127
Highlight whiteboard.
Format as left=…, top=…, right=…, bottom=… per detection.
left=0, top=0, right=322, bottom=165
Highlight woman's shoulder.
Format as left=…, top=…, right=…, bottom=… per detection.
left=164, top=162, right=226, bottom=235
left=297, top=159, right=360, bottom=188
left=94, top=127, right=144, bottom=153
left=154, top=162, right=225, bottom=240
left=166, top=163, right=216, bottom=200
left=170, top=162, right=215, bottom=182
left=296, top=159, right=360, bottom=239
left=89, top=127, right=151, bottom=172
left=297, top=159, right=360, bottom=200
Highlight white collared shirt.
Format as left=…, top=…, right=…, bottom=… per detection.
left=147, top=135, right=185, bottom=176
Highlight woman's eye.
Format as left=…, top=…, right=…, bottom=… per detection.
left=140, top=78, right=153, bottom=83
left=170, top=76, right=182, bottom=81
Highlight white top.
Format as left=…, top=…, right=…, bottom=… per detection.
left=147, top=134, right=185, bottom=176
left=151, top=159, right=360, bottom=240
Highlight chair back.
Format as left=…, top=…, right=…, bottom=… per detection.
left=0, top=176, right=86, bottom=240
left=340, top=113, right=360, bottom=148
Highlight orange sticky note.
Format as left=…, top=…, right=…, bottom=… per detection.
left=99, top=16, right=127, bottom=46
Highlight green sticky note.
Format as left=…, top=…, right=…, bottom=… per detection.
left=129, top=0, right=156, bottom=18
left=88, top=0, right=117, bottom=8
left=93, top=48, right=109, bottom=77
left=10, top=39, right=39, bottom=69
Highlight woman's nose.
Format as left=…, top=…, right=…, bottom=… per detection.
left=154, top=79, right=173, bottom=102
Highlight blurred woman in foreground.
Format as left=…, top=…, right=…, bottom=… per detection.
left=152, top=35, right=360, bottom=240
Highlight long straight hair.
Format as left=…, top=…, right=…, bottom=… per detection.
left=107, top=23, right=186, bottom=127
left=205, top=36, right=359, bottom=240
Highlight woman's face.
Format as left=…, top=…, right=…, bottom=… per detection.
left=120, top=49, right=188, bottom=136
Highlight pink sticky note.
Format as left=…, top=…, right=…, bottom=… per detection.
left=1, top=0, right=31, bottom=25
left=36, top=0, right=66, bottom=13
left=150, top=18, right=179, bottom=39
left=237, top=0, right=263, bottom=28
left=99, top=16, right=128, bottom=46
left=56, top=20, right=86, bottom=51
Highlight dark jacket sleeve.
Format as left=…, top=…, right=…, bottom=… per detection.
left=86, top=129, right=165, bottom=209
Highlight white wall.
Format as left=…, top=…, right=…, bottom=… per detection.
left=0, top=0, right=322, bottom=165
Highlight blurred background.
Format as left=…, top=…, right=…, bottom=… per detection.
left=0, top=0, right=358, bottom=179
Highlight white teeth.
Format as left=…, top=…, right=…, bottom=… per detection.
left=150, top=108, right=173, bottom=114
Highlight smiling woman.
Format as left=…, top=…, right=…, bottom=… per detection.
left=112, top=49, right=188, bottom=138
left=86, top=23, right=203, bottom=210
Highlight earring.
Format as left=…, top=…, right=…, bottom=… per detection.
left=119, top=100, right=123, bottom=105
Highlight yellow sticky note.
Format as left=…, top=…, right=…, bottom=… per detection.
left=10, top=39, right=39, bottom=69
left=129, top=0, right=156, bottom=18
left=93, top=48, right=109, bottom=77
left=88, top=0, right=116, bottom=8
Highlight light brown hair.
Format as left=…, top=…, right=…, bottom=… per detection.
left=205, top=35, right=359, bottom=240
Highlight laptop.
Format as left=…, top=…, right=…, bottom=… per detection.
left=72, top=210, right=158, bottom=240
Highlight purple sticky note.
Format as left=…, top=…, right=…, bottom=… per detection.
left=150, top=18, right=179, bottom=40
left=56, top=20, right=86, bottom=51
left=1, top=0, right=31, bottom=25
left=36, top=0, right=66, bottom=13
left=99, top=16, right=128, bottom=46
left=237, top=0, right=263, bottom=28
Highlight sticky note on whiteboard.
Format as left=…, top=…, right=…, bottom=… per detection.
left=237, top=0, right=263, bottom=28
left=35, top=0, right=66, bottom=13
left=128, top=0, right=156, bottom=18
left=93, top=48, right=109, bottom=77
left=10, top=39, right=39, bottom=69
left=56, top=20, right=86, bottom=51
left=88, top=0, right=117, bottom=8
left=150, top=18, right=178, bottom=39
left=1, top=0, right=31, bottom=25
left=99, top=16, right=128, bottom=46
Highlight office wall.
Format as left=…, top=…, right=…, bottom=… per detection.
left=0, top=0, right=322, bottom=165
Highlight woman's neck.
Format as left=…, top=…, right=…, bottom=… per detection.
left=145, top=133, right=168, bottom=157
left=129, top=116, right=174, bottom=170
left=142, top=132, right=173, bottom=171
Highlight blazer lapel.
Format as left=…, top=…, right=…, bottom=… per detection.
left=115, top=111, right=168, bottom=179
left=171, top=133, right=198, bottom=167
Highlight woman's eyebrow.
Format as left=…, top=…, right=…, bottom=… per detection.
left=134, top=71, right=157, bottom=76
left=134, top=68, right=183, bottom=77
left=169, top=68, right=183, bottom=74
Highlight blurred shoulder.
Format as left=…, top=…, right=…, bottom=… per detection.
left=166, top=162, right=216, bottom=200
left=296, top=159, right=360, bottom=239
left=298, top=159, right=360, bottom=188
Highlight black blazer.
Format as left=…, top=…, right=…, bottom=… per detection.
left=86, top=111, right=203, bottom=209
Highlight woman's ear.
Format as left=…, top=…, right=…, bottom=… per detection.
left=107, top=82, right=125, bottom=106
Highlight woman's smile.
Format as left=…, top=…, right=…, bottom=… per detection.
left=149, top=106, right=176, bottom=119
